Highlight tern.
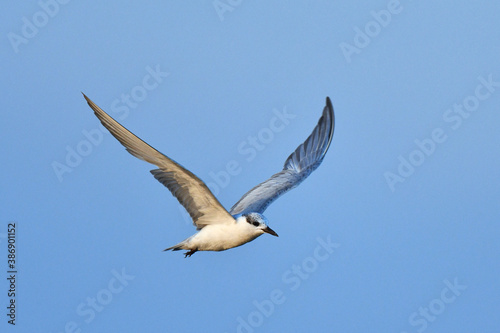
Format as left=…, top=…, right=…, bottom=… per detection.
left=83, top=94, right=335, bottom=257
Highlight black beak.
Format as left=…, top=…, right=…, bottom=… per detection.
left=263, top=226, right=279, bottom=237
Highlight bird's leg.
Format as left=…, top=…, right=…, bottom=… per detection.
left=184, top=249, right=197, bottom=258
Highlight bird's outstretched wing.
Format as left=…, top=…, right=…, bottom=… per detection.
left=230, top=97, right=335, bottom=216
left=82, top=93, right=234, bottom=229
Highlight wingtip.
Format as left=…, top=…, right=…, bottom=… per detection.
left=320, top=96, right=335, bottom=158
left=325, top=96, right=333, bottom=111
left=81, top=92, right=91, bottom=104
left=325, top=96, right=335, bottom=129
left=82, top=93, right=99, bottom=112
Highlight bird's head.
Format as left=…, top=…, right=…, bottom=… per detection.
left=241, top=212, right=279, bottom=237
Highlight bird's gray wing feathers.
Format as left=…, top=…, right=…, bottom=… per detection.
left=83, top=94, right=234, bottom=229
left=230, top=97, right=334, bottom=216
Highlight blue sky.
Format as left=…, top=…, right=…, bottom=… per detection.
left=2, top=1, right=500, bottom=332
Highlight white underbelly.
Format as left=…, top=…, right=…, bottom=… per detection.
left=190, top=225, right=260, bottom=251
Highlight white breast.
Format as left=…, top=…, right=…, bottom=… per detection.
left=188, top=221, right=262, bottom=251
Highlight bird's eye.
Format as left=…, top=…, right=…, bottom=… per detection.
left=252, top=221, right=260, bottom=227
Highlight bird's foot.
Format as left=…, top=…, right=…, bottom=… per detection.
left=184, top=249, right=197, bottom=258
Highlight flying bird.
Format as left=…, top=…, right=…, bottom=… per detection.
left=83, top=94, right=335, bottom=257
